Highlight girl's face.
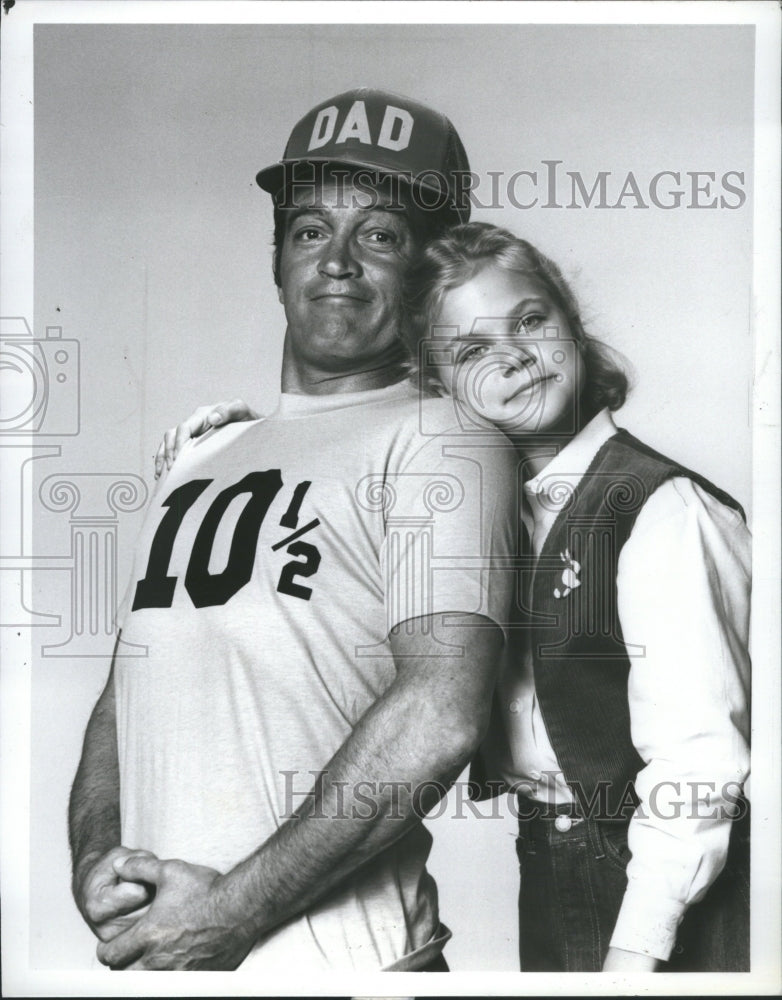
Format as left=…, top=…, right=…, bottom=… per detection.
left=430, top=263, right=585, bottom=437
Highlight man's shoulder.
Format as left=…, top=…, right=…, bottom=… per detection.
left=380, top=384, right=513, bottom=444
left=386, top=395, right=518, bottom=490
left=153, top=421, right=264, bottom=488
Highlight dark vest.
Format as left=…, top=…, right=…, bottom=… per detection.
left=473, top=429, right=744, bottom=816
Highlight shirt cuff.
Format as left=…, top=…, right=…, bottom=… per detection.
left=609, top=879, right=687, bottom=961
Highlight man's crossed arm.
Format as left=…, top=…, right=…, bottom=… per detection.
left=69, top=613, right=504, bottom=970
left=68, top=643, right=154, bottom=943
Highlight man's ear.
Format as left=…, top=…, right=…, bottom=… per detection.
left=277, top=284, right=284, bottom=304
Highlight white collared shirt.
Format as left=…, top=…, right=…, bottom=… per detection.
left=490, top=408, right=751, bottom=961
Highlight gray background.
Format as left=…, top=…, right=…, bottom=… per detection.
left=30, top=22, right=754, bottom=972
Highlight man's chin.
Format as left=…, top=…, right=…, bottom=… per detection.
left=307, top=325, right=375, bottom=351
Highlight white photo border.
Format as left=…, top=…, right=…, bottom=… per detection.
left=1, top=1, right=779, bottom=996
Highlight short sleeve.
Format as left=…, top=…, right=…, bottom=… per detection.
left=380, top=425, right=518, bottom=637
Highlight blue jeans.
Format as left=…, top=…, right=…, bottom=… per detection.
left=515, top=798, right=750, bottom=972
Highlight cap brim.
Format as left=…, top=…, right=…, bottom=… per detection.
left=256, top=156, right=413, bottom=195
left=255, top=157, right=468, bottom=222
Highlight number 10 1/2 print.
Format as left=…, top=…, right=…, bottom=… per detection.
left=132, top=471, right=322, bottom=610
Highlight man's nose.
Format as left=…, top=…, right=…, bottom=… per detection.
left=318, top=233, right=362, bottom=279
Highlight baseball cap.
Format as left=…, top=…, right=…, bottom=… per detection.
left=256, top=88, right=472, bottom=222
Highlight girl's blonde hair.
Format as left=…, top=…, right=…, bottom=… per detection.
left=404, top=221, right=630, bottom=419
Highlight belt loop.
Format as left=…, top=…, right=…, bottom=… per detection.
left=586, top=817, right=606, bottom=860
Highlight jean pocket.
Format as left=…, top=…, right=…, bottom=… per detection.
left=597, top=822, right=631, bottom=872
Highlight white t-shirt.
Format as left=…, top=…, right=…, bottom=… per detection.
left=115, top=381, right=517, bottom=970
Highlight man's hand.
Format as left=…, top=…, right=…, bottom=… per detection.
left=154, top=398, right=258, bottom=479
left=95, top=854, right=256, bottom=970
left=602, top=945, right=660, bottom=971
left=73, top=846, right=156, bottom=942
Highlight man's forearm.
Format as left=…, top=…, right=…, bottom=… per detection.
left=68, top=662, right=122, bottom=895
left=215, top=614, right=503, bottom=939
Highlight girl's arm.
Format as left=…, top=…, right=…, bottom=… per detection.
left=610, top=476, right=751, bottom=967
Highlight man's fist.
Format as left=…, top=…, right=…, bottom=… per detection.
left=95, top=855, right=255, bottom=970
left=73, top=846, right=157, bottom=942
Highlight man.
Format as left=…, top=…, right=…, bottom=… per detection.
left=68, top=89, right=518, bottom=971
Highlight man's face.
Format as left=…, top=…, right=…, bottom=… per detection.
left=278, top=172, right=417, bottom=377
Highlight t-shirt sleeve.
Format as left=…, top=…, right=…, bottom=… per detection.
left=380, top=425, right=519, bottom=637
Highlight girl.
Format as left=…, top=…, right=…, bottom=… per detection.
left=404, top=222, right=750, bottom=973
left=157, top=222, right=751, bottom=973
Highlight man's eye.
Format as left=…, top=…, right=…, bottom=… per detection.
left=293, top=227, right=325, bottom=242
left=365, top=230, right=397, bottom=246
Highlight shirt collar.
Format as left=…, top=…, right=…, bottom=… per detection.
left=523, top=408, right=618, bottom=499
left=275, top=380, right=415, bottom=417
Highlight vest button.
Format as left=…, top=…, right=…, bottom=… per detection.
left=509, top=699, right=521, bottom=714
left=554, top=815, right=572, bottom=833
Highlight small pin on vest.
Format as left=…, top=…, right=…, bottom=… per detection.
left=553, top=548, right=582, bottom=599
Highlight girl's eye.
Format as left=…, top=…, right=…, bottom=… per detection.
left=516, top=312, right=546, bottom=333
left=460, top=343, right=491, bottom=361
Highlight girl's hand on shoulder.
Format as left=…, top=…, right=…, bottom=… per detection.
left=154, top=399, right=259, bottom=479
